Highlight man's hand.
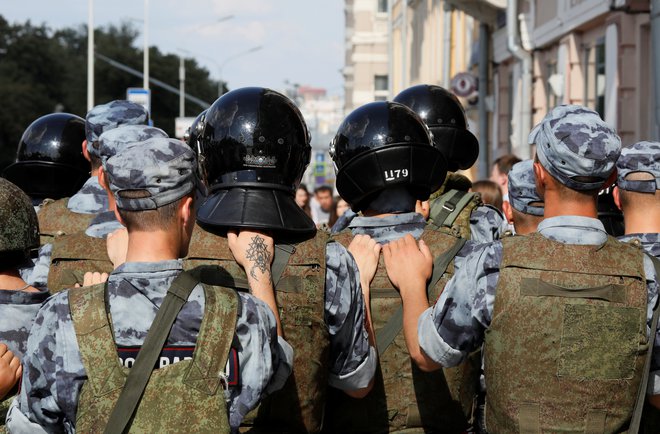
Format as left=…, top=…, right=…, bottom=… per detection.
left=74, top=272, right=109, bottom=288
left=0, top=343, right=21, bottom=399
left=107, top=228, right=129, bottom=269
left=347, top=235, right=381, bottom=294
left=415, top=200, right=430, bottom=220
left=228, top=230, right=274, bottom=282
left=228, top=230, right=283, bottom=336
left=383, top=234, right=433, bottom=296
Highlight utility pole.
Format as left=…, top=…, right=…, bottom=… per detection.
left=87, top=0, right=94, bottom=111
left=143, top=0, right=149, bottom=90
left=179, top=55, right=186, bottom=117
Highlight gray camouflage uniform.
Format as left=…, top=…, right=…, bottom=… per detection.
left=0, top=288, right=49, bottom=360
left=6, top=138, right=293, bottom=432
left=418, top=105, right=660, bottom=397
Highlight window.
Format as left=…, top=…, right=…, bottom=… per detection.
left=508, top=71, right=514, bottom=152
left=377, top=0, right=388, bottom=13
left=584, top=38, right=606, bottom=118
left=374, top=75, right=388, bottom=91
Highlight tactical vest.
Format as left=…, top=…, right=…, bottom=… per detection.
left=37, top=198, right=95, bottom=245
left=484, top=233, right=648, bottom=433
left=69, top=281, right=238, bottom=433
left=48, top=232, right=113, bottom=293
left=185, top=225, right=330, bottom=433
left=428, top=189, right=481, bottom=240
left=325, top=223, right=481, bottom=433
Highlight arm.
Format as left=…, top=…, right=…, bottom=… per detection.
left=382, top=235, right=440, bottom=372
left=0, top=344, right=21, bottom=399
left=346, top=234, right=381, bottom=348
left=228, top=230, right=282, bottom=337
left=643, top=254, right=660, bottom=408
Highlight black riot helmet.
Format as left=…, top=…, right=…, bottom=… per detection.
left=184, top=109, right=208, bottom=150
left=3, top=113, right=89, bottom=200
left=196, top=87, right=315, bottom=238
left=330, top=101, right=447, bottom=212
left=394, top=84, right=479, bottom=172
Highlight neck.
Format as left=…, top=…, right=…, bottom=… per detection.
left=125, top=230, right=181, bottom=263
left=542, top=191, right=598, bottom=219
left=623, top=208, right=660, bottom=235
left=0, top=269, right=34, bottom=291
left=91, top=168, right=99, bottom=177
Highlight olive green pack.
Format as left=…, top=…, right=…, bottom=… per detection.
left=484, top=233, right=649, bottom=433
left=48, top=232, right=113, bottom=293
left=185, top=225, right=330, bottom=433
left=37, top=198, right=94, bottom=245
left=326, top=220, right=480, bottom=433
left=69, top=280, right=238, bottom=433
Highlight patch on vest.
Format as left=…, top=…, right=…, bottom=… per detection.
left=117, top=346, right=240, bottom=387
left=558, top=304, right=639, bottom=380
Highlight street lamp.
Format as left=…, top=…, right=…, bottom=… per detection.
left=218, top=45, right=263, bottom=94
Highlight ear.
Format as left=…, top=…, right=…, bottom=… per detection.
left=114, top=207, right=126, bottom=228
left=180, top=195, right=195, bottom=228
left=502, top=200, right=514, bottom=224
left=82, top=140, right=92, bottom=163
left=98, top=167, right=108, bottom=190
left=612, top=186, right=622, bottom=211
left=533, top=161, right=546, bottom=199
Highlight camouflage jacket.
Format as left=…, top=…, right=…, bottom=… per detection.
left=619, top=233, right=660, bottom=258
left=419, top=216, right=660, bottom=396
left=5, top=260, right=293, bottom=433
left=65, top=176, right=109, bottom=214
left=0, top=288, right=50, bottom=360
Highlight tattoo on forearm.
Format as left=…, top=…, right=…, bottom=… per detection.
left=245, top=235, right=271, bottom=281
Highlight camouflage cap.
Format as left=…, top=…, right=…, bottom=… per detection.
left=98, top=125, right=168, bottom=164
left=529, top=105, right=621, bottom=191
left=616, top=141, right=660, bottom=193
left=104, top=138, right=196, bottom=211
left=508, top=160, right=544, bottom=216
left=85, top=100, right=149, bottom=156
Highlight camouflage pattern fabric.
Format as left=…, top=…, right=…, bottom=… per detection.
left=507, top=160, right=543, bottom=216
left=66, top=177, right=109, bottom=214
left=0, top=288, right=50, bottom=360
left=185, top=226, right=374, bottom=433
left=529, top=105, right=621, bottom=191
left=47, top=232, right=113, bottom=293
left=484, top=233, right=648, bottom=432
left=85, top=100, right=149, bottom=156
left=69, top=281, right=236, bottom=433
left=104, top=138, right=196, bottom=211
left=37, top=197, right=96, bottom=245
left=18, top=244, right=51, bottom=290
left=619, top=233, right=660, bottom=259
left=325, top=213, right=480, bottom=433
left=84, top=210, right=123, bottom=239
left=0, top=178, right=40, bottom=253
left=97, top=124, right=168, bottom=164
left=616, top=141, right=660, bottom=193
left=6, top=260, right=292, bottom=433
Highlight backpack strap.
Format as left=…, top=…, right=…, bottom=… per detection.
left=375, top=236, right=467, bottom=356
left=183, top=284, right=240, bottom=395
left=429, top=190, right=479, bottom=229
left=69, top=283, right=125, bottom=396
left=104, top=271, right=200, bottom=434
left=630, top=254, right=660, bottom=433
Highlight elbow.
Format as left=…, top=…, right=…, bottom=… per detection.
left=343, top=379, right=374, bottom=399
left=410, top=347, right=441, bottom=372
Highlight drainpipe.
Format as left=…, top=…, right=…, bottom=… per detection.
left=443, top=1, right=452, bottom=88
left=402, top=0, right=408, bottom=89
left=478, top=23, right=490, bottom=179
left=652, top=0, right=660, bottom=139
left=388, top=0, right=394, bottom=97
left=507, top=0, right=532, bottom=158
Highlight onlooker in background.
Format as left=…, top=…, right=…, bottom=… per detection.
left=336, top=197, right=349, bottom=218
left=327, top=200, right=339, bottom=228
left=295, top=184, right=312, bottom=218
left=472, top=180, right=503, bottom=211
left=490, top=154, right=522, bottom=198
left=310, top=185, right=334, bottom=226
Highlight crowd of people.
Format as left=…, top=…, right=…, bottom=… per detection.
left=0, top=83, right=658, bottom=434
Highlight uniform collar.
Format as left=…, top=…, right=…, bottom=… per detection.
left=349, top=212, right=425, bottom=229
left=537, top=215, right=608, bottom=245
left=112, top=259, right=183, bottom=276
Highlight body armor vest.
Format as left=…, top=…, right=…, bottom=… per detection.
left=326, top=222, right=480, bottom=433
left=48, top=232, right=113, bottom=293
left=37, top=198, right=94, bottom=245
left=185, top=225, right=330, bottom=433
left=69, top=281, right=238, bottom=433
left=485, top=233, right=648, bottom=433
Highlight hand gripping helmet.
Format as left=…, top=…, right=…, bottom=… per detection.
left=330, top=101, right=447, bottom=211
left=196, top=87, right=315, bottom=237
left=393, top=84, right=479, bottom=172
left=184, top=109, right=208, bottom=150
left=3, top=113, right=89, bottom=200
left=0, top=178, right=40, bottom=264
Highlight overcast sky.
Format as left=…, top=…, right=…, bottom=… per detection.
left=2, top=0, right=345, bottom=96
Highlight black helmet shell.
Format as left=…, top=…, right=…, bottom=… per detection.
left=2, top=113, right=89, bottom=200
left=196, top=87, right=315, bottom=237
left=0, top=178, right=40, bottom=255
left=184, top=109, right=208, bottom=150
left=330, top=101, right=447, bottom=211
left=394, top=84, right=479, bottom=172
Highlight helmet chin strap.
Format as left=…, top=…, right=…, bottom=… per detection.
left=366, top=186, right=416, bottom=215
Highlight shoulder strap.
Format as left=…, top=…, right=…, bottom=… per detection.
left=429, top=190, right=478, bottom=229
left=630, top=255, right=660, bottom=432
left=375, top=236, right=467, bottom=356
left=104, top=271, right=200, bottom=434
